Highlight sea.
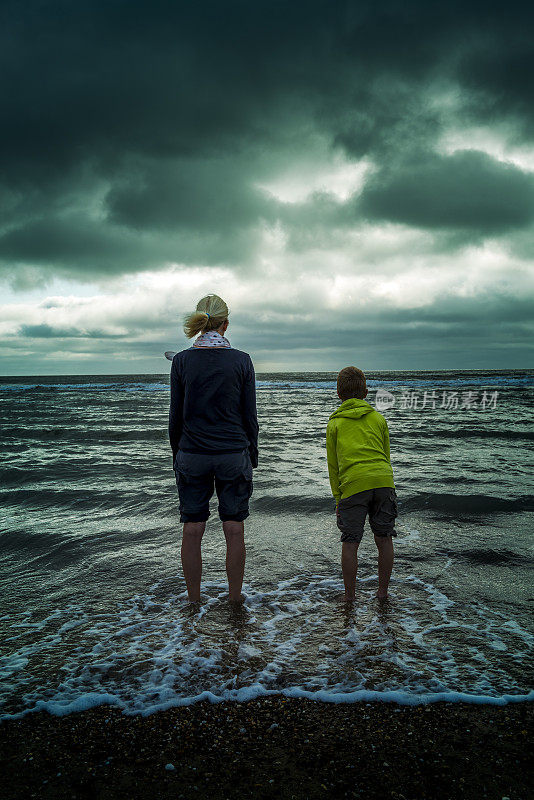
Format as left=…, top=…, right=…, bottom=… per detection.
left=0, top=370, right=533, bottom=719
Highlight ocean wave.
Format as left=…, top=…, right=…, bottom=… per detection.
left=400, top=493, right=534, bottom=514
left=394, top=428, right=534, bottom=442
left=2, top=489, right=531, bottom=516
left=250, top=493, right=534, bottom=515
left=0, top=427, right=167, bottom=444
left=9, top=425, right=529, bottom=450
left=256, top=380, right=336, bottom=390
left=372, top=376, right=533, bottom=388
left=0, top=487, right=173, bottom=514
left=437, top=548, right=533, bottom=567
left=1, top=372, right=532, bottom=394
left=251, top=495, right=332, bottom=514
left=256, top=376, right=533, bottom=390
left=0, top=382, right=170, bottom=392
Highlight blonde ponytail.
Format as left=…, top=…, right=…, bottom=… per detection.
left=183, top=294, right=229, bottom=339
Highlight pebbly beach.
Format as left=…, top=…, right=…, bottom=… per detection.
left=1, top=697, right=532, bottom=799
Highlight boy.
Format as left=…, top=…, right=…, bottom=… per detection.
left=326, top=367, right=398, bottom=602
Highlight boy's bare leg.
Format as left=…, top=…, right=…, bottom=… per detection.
left=341, top=542, right=359, bottom=601
left=223, top=520, right=246, bottom=602
left=375, top=535, right=394, bottom=599
left=181, top=522, right=206, bottom=602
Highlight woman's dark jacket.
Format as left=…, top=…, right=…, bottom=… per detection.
left=168, top=347, right=259, bottom=468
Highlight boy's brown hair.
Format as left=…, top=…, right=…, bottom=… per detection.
left=337, top=366, right=367, bottom=401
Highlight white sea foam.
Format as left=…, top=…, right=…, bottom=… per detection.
left=0, top=573, right=532, bottom=720
left=5, top=686, right=534, bottom=720
left=400, top=524, right=421, bottom=543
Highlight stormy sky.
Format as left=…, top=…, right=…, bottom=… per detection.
left=1, top=0, right=533, bottom=374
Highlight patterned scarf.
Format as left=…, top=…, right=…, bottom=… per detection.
left=192, top=330, right=232, bottom=348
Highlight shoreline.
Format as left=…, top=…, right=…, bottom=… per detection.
left=1, top=697, right=532, bottom=799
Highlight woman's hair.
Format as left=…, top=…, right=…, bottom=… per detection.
left=183, top=294, right=229, bottom=339
left=337, top=366, right=367, bottom=401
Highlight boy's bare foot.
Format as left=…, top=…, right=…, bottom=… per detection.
left=228, top=592, right=245, bottom=604
left=343, top=593, right=355, bottom=603
left=377, top=591, right=388, bottom=601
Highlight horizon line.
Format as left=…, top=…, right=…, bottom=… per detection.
left=1, top=367, right=533, bottom=379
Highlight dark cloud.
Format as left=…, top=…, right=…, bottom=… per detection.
left=458, top=39, right=534, bottom=136
left=359, top=150, right=534, bottom=232
left=0, top=0, right=533, bottom=282
left=105, top=158, right=275, bottom=232
left=0, top=207, right=264, bottom=277
left=332, top=88, right=442, bottom=162
left=238, top=292, right=534, bottom=347
left=0, top=217, right=141, bottom=270
left=18, top=324, right=125, bottom=338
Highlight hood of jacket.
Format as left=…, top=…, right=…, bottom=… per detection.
left=329, top=398, right=374, bottom=421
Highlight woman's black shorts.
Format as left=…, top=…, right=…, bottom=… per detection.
left=174, top=449, right=253, bottom=523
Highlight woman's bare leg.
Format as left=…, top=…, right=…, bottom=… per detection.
left=223, top=520, right=246, bottom=602
left=181, top=522, right=206, bottom=601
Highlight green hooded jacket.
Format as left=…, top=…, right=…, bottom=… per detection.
left=326, top=398, right=395, bottom=502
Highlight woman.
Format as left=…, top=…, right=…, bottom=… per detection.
left=169, top=294, right=259, bottom=603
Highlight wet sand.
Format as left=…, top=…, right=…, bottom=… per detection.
left=1, top=698, right=532, bottom=799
